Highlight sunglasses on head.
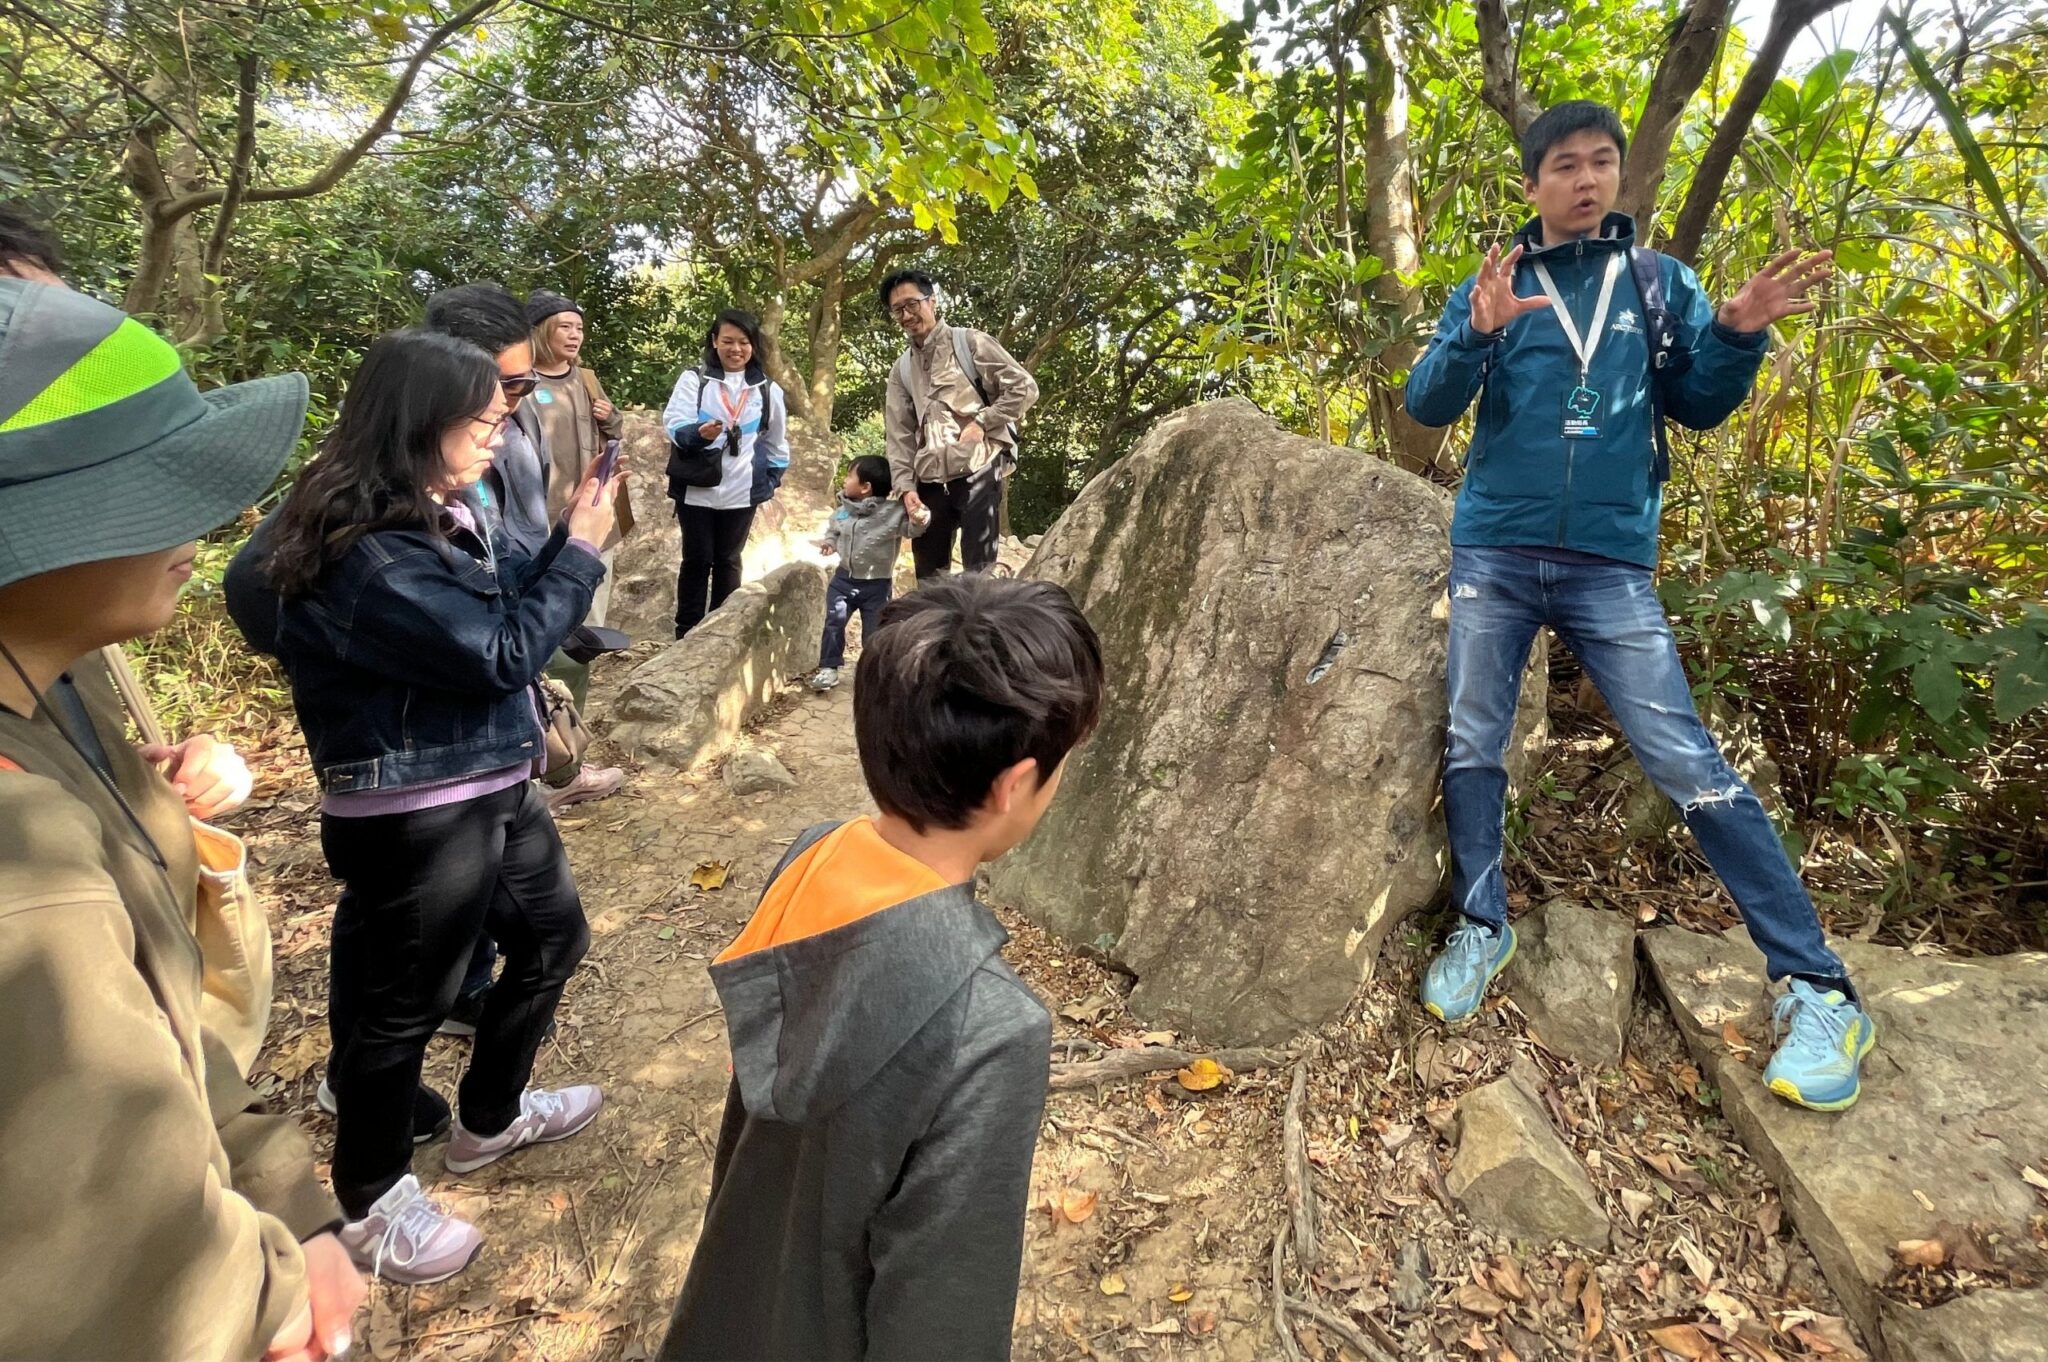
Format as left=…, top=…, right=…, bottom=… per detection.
left=499, top=371, right=539, bottom=399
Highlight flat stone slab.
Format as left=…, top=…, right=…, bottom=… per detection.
left=1642, top=925, right=2048, bottom=1361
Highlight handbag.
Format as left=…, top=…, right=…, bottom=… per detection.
left=535, top=675, right=592, bottom=788
left=100, top=648, right=276, bottom=1073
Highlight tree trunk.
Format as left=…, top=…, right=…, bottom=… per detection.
left=753, top=291, right=814, bottom=422
left=1666, top=0, right=1848, bottom=264
left=1358, top=3, right=1452, bottom=478
left=1617, top=0, right=1734, bottom=239
left=805, top=262, right=846, bottom=430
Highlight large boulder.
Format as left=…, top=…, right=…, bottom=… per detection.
left=1643, top=925, right=2048, bottom=1361
left=605, top=561, right=827, bottom=770
left=988, top=399, right=1544, bottom=1044
left=606, top=409, right=841, bottom=643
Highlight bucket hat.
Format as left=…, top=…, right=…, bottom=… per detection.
left=0, top=278, right=307, bottom=590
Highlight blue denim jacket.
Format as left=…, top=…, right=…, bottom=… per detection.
left=225, top=504, right=603, bottom=794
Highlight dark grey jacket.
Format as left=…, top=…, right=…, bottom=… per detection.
left=659, top=824, right=1051, bottom=1361
left=826, top=493, right=929, bottom=581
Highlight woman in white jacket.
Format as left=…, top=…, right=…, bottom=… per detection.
left=661, top=309, right=790, bottom=637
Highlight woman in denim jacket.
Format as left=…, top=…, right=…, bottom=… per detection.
left=230, top=330, right=622, bottom=1284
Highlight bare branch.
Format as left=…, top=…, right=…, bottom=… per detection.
left=153, top=0, right=505, bottom=224
left=1474, top=0, right=1540, bottom=137
left=1618, top=0, right=1734, bottom=236
left=202, top=51, right=258, bottom=278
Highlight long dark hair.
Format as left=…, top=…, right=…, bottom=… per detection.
left=265, top=329, right=499, bottom=596
left=700, top=307, right=766, bottom=377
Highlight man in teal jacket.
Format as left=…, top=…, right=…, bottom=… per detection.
left=1404, top=101, right=1875, bottom=1111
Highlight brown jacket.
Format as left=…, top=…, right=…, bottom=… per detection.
left=536, top=364, right=634, bottom=547
left=884, top=323, right=1040, bottom=490
left=0, top=665, right=338, bottom=1360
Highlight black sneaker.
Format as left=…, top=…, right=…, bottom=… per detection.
left=437, top=990, right=486, bottom=1038
left=316, top=1078, right=453, bottom=1145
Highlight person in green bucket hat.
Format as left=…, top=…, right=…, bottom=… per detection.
left=0, top=276, right=364, bottom=1361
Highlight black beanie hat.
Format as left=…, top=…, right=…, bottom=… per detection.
left=525, top=289, right=583, bottom=327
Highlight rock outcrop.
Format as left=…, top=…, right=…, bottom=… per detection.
left=1448, top=1068, right=1611, bottom=1251
left=989, top=399, right=1544, bottom=1045
left=1643, top=925, right=2048, bottom=1362
left=606, top=561, right=827, bottom=771
left=1509, top=898, right=1636, bottom=1070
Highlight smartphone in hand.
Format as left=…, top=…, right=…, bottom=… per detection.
left=590, top=439, right=621, bottom=505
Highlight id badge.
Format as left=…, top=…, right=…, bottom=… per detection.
left=1561, top=384, right=1603, bottom=439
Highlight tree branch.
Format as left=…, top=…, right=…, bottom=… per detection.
left=1666, top=0, right=1849, bottom=263
left=153, top=0, right=505, bottom=224
left=201, top=51, right=259, bottom=279
left=1474, top=0, right=1540, bottom=137
left=1617, top=0, right=1734, bottom=237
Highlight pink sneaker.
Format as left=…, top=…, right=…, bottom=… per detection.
left=444, top=1085, right=604, bottom=1174
left=337, top=1174, right=483, bottom=1284
left=544, top=765, right=625, bottom=813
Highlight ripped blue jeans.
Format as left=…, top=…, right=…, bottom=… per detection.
left=1443, top=545, right=1846, bottom=983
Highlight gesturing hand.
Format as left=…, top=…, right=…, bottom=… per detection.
left=591, top=395, right=616, bottom=422
left=1716, top=248, right=1833, bottom=333
left=139, top=734, right=253, bottom=820
left=1468, top=243, right=1551, bottom=336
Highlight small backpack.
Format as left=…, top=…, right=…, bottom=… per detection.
left=1628, top=246, right=1690, bottom=484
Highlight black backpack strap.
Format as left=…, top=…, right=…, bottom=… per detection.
left=952, top=326, right=993, bottom=408
left=1630, top=246, right=1681, bottom=484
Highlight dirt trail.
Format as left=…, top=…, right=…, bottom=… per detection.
left=244, top=647, right=1864, bottom=1361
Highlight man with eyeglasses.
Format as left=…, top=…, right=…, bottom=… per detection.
left=425, top=284, right=553, bottom=557
left=880, top=270, right=1039, bottom=580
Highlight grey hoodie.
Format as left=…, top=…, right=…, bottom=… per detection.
left=659, top=824, right=1051, bottom=1361
left=827, top=492, right=928, bottom=581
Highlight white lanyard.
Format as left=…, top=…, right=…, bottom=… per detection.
left=1531, top=252, right=1625, bottom=384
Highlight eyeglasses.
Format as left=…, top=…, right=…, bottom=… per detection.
left=499, top=371, right=539, bottom=399
left=471, top=413, right=509, bottom=443
left=887, top=295, right=931, bottom=319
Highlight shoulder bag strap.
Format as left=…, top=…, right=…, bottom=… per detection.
left=951, top=326, right=992, bottom=408
left=1629, top=247, right=1676, bottom=485
left=101, top=645, right=168, bottom=748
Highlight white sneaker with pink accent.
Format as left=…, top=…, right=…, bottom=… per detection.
left=444, top=1084, right=604, bottom=1174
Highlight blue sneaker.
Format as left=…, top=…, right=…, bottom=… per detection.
left=1763, top=979, right=1877, bottom=1112
left=1421, top=919, right=1517, bottom=1023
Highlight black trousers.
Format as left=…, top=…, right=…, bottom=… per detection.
left=675, top=503, right=757, bottom=636
left=912, top=461, right=1002, bottom=580
left=322, top=781, right=589, bottom=1217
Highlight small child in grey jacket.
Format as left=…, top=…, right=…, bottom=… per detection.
left=811, top=455, right=931, bottom=690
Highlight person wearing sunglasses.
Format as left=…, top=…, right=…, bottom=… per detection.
left=424, top=284, right=554, bottom=558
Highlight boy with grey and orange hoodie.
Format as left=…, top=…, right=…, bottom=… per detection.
left=660, top=574, right=1104, bottom=1360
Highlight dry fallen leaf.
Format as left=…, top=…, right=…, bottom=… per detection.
left=1138, top=1030, right=1177, bottom=1047
left=1058, top=993, right=1114, bottom=1025
left=1648, top=1323, right=1719, bottom=1360
left=1176, top=1057, right=1232, bottom=1092
left=1721, top=1020, right=1754, bottom=1058
left=1491, top=1254, right=1530, bottom=1301
left=1059, top=1189, right=1099, bottom=1224
left=688, top=860, right=730, bottom=891
left=1137, top=1318, right=1181, bottom=1336
left=1167, top=1283, right=1193, bottom=1303
left=1580, top=1279, right=1604, bottom=1342
left=1187, top=1306, right=1218, bottom=1336
left=1143, top=1086, right=1170, bottom=1118
left=1619, top=1188, right=1657, bottom=1227
left=2022, top=1165, right=2048, bottom=1194
left=1455, top=1283, right=1509, bottom=1318
left=1677, top=1234, right=1717, bottom=1289
left=1895, top=1238, right=1946, bottom=1269
left=1098, top=1273, right=1127, bottom=1296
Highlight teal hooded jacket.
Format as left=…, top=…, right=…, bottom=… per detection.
left=1404, top=213, right=1768, bottom=567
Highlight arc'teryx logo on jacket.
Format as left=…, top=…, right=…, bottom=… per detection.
left=1404, top=212, right=1769, bottom=567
